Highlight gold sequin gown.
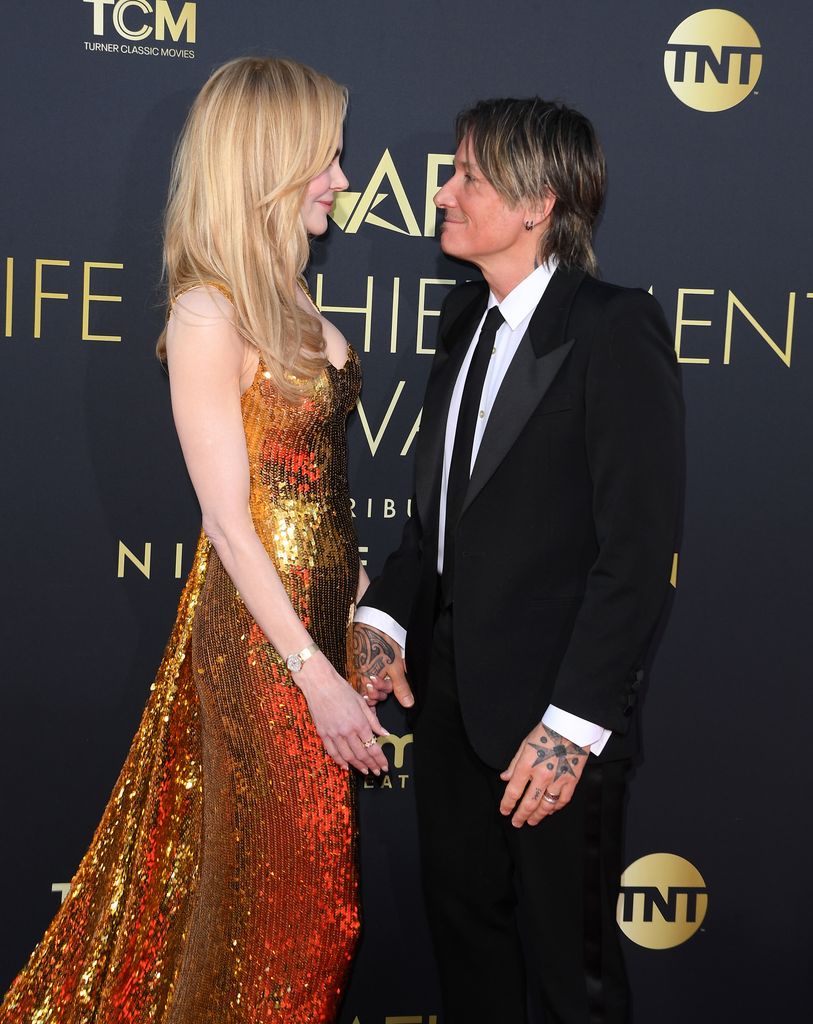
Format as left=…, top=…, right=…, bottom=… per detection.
left=1, top=339, right=363, bottom=1023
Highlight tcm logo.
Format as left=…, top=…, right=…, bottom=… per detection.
left=330, top=151, right=453, bottom=237
left=617, top=853, right=708, bottom=949
left=664, top=9, right=762, bottom=111
left=84, top=0, right=196, bottom=43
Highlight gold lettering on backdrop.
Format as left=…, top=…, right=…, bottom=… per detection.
left=155, top=0, right=196, bottom=41
left=314, top=273, right=373, bottom=352
left=670, top=553, right=679, bottom=588
left=674, top=288, right=714, bottom=364
left=417, top=279, right=455, bottom=354
left=113, top=0, right=152, bottom=41
left=34, top=259, right=70, bottom=340
left=117, top=541, right=369, bottom=578
left=84, top=0, right=197, bottom=43
left=377, top=732, right=413, bottom=768
left=51, top=883, right=71, bottom=904
left=358, top=545, right=369, bottom=567
left=4, top=257, right=12, bottom=337
left=310, top=273, right=460, bottom=354
left=175, top=542, right=184, bottom=578
left=664, top=10, right=762, bottom=113
left=85, top=0, right=115, bottom=35
left=356, top=381, right=406, bottom=456
left=117, top=541, right=152, bottom=579
left=330, top=150, right=453, bottom=236
left=82, top=261, right=124, bottom=342
left=424, top=154, right=455, bottom=236
left=655, top=285, right=812, bottom=366
left=343, top=150, right=421, bottom=236
left=389, top=276, right=400, bottom=353
left=723, top=290, right=796, bottom=367
left=362, top=774, right=410, bottom=790
left=400, top=409, right=422, bottom=457
left=617, top=853, right=708, bottom=949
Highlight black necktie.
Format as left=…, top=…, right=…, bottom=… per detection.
left=440, top=305, right=504, bottom=605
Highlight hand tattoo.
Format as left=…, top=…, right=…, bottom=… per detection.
left=528, top=726, right=587, bottom=781
left=352, top=625, right=396, bottom=679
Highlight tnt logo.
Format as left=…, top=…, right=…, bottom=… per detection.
left=617, top=853, right=708, bottom=949
left=664, top=9, right=762, bottom=111
left=83, top=0, right=196, bottom=43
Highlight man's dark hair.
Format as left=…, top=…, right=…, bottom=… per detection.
left=456, top=97, right=605, bottom=273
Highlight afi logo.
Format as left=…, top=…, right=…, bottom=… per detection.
left=377, top=732, right=413, bottom=769
left=84, top=0, right=197, bottom=43
left=331, top=151, right=454, bottom=237
left=664, top=9, right=762, bottom=112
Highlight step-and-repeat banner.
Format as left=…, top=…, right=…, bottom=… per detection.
left=1, top=2, right=810, bottom=1020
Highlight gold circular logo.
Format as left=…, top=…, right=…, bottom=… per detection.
left=664, top=9, right=762, bottom=111
left=617, top=853, right=708, bottom=949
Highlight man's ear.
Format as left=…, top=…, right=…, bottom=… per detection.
left=531, top=190, right=556, bottom=226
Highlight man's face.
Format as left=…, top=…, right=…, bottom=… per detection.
left=434, top=136, right=530, bottom=269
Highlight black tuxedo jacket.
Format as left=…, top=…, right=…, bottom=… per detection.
left=360, top=265, right=685, bottom=769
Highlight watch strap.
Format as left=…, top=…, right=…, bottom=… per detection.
left=286, top=642, right=319, bottom=673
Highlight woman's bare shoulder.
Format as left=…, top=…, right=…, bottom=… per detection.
left=170, top=283, right=235, bottom=325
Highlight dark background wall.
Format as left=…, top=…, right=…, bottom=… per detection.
left=1, top=2, right=810, bottom=1020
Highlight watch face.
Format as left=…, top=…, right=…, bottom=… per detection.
left=287, top=654, right=303, bottom=673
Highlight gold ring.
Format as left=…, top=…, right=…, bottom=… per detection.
left=362, top=736, right=377, bottom=749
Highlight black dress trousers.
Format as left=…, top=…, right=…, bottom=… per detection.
left=412, top=606, right=631, bottom=1024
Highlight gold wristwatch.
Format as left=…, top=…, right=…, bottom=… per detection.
left=285, top=642, right=319, bottom=674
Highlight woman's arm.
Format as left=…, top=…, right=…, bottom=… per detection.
left=165, top=288, right=388, bottom=774
left=355, top=561, right=371, bottom=605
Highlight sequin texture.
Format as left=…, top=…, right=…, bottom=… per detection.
left=1, top=336, right=363, bottom=1022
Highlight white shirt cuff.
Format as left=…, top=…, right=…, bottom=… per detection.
left=353, top=606, right=407, bottom=657
left=542, top=705, right=611, bottom=757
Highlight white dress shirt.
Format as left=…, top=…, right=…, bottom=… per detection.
left=356, top=262, right=610, bottom=756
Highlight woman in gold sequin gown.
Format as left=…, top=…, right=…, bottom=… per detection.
left=0, top=57, right=388, bottom=1024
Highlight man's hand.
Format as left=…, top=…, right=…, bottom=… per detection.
left=351, top=623, right=414, bottom=708
left=499, top=722, right=588, bottom=827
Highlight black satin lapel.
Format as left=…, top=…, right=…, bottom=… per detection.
left=414, top=294, right=488, bottom=528
left=528, top=264, right=586, bottom=357
left=462, top=337, right=576, bottom=514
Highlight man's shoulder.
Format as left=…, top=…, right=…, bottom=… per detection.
left=568, top=273, right=675, bottom=370
left=436, top=278, right=488, bottom=342
left=444, top=278, right=488, bottom=313
left=571, top=273, right=669, bottom=336
left=576, top=273, right=659, bottom=313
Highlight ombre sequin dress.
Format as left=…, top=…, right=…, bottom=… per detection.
left=1, top=314, right=363, bottom=1023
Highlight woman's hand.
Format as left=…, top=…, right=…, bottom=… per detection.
left=295, top=652, right=390, bottom=775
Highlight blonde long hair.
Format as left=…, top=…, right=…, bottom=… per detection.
left=158, top=56, right=347, bottom=400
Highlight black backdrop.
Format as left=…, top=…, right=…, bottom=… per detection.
left=1, top=2, right=811, bottom=1020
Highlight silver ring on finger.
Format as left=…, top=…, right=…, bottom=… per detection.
left=542, top=791, right=560, bottom=804
left=362, top=735, right=377, bottom=749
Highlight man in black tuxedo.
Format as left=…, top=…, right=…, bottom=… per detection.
left=353, top=98, right=684, bottom=1024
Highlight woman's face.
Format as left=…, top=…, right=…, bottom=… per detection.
left=302, top=139, right=348, bottom=235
